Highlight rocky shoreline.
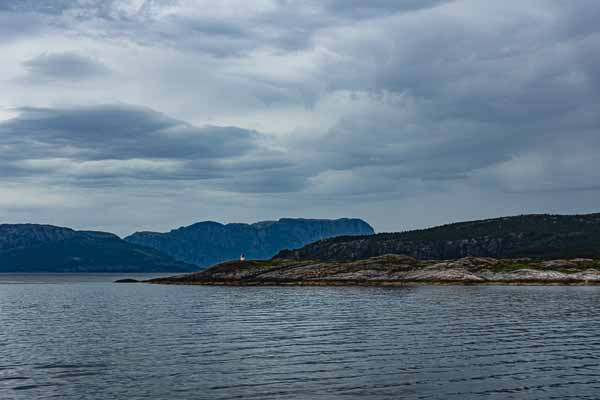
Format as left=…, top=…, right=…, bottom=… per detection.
left=147, top=255, right=600, bottom=286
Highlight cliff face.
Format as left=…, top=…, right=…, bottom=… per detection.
left=0, top=224, right=193, bottom=273
left=276, top=213, right=600, bottom=261
left=125, top=218, right=374, bottom=267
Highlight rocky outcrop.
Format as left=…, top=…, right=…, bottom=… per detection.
left=125, top=218, right=374, bottom=267
left=0, top=224, right=194, bottom=273
left=148, top=255, right=600, bottom=286
left=276, top=213, right=600, bottom=261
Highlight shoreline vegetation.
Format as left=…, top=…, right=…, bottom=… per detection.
left=146, top=255, right=600, bottom=286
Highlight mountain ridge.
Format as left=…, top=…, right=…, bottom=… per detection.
left=125, top=218, right=374, bottom=267
left=276, top=213, right=600, bottom=261
left=0, top=224, right=194, bottom=273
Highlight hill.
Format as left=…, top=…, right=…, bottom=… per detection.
left=276, top=213, right=600, bottom=261
left=0, top=224, right=194, bottom=272
left=125, top=218, right=374, bottom=267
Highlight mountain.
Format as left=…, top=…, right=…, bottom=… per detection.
left=0, top=224, right=194, bottom=272
left=125, top=218, right=374, bottom=267
left=276, top=213, right=600, bottom=261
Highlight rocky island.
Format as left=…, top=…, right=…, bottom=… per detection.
left=148, top=255, right=600, bottom=286
left=149, top=213, right=600, bottom=286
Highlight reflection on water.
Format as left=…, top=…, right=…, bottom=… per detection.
left=1, top=279, right=600, bottom=399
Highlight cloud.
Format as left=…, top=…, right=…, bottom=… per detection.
left=269, top=0, right=600, bottom=197
left=1, top=104, right=253, bottom=159
left=0, top=0, right=141, bottom=18
left=0, top=0, right=455, bottom=58
left=2, top=1, right=600, bottom=234
left=0, top=104, right=301, bottom=191
left=0, top=184, right=81, bottom=209
left=22, top=52, right=110, bottom=82
left=321, top=0, right=453, bottom=18
left=0, top=11, right=46, bottom=44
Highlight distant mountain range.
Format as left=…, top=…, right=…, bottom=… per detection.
left=277, top=213, right=600, bottom=261
left=0, top=218, right=373, bottom=272
left=5, top=213, right=600, bottom=273
left=0, top=224, right=193, bottom=273
left=125, top=218, right=375, bottom=268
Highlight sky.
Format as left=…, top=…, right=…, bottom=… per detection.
left=1, top=0, right=600, bottom=236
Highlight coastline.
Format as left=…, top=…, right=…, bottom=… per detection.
left=148, top=280, right=600, bottom=287
left=146, top=255, right=600, bottom=287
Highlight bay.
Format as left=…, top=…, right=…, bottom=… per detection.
left=1, top=276, right=600, bottom=399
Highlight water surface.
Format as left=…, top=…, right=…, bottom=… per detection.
left=1, top=276, right=599, bottom=399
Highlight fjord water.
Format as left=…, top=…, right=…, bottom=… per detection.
left=1, top=277, right=599, bottom=400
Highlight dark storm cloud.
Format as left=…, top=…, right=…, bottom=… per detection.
left=0, top=104, right=301, bottom=191
left=0, top=104, right=259, bottom=159
left=22, top=52, right=110, bottom=82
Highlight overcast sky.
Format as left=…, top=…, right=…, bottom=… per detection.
left=1, top=0, right=600, bottom=236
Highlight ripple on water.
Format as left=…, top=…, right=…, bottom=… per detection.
left=1, top=283, right=600, bottom=399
